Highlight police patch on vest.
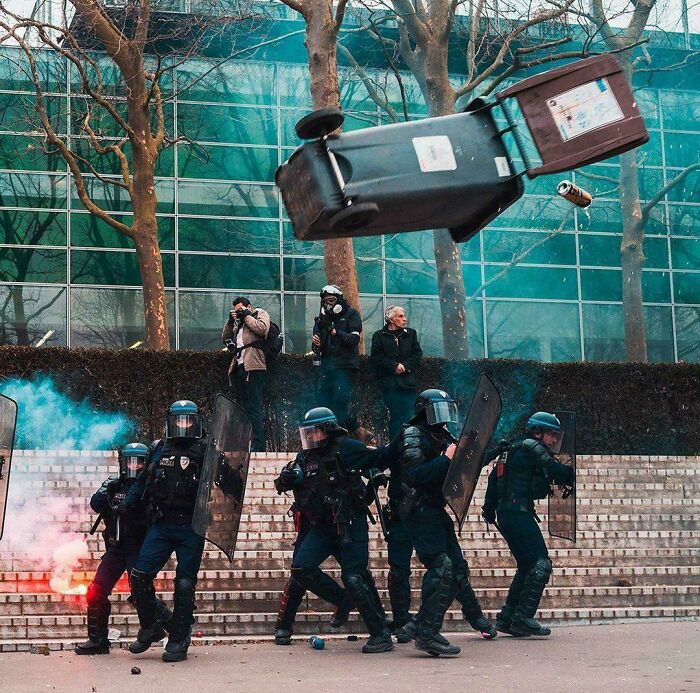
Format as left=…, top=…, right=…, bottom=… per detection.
left=180, top=456, right=190, bottom=470
left=161, top=456, right=175, bottom=467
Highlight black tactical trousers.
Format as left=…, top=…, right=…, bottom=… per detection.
left=381, top=380, right=416, bottom=441
left=232, top=366, right=266, bottom=452
left=316, top=367, right=358, bottom=432
left=386, top=511, right=413, bottom=628
left=496, top=507, right=549, bottom=609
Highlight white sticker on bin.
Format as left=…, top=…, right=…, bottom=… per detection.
left=494, top=157, right=510, bottom=177
left=412, top=135, right=457, bottom=172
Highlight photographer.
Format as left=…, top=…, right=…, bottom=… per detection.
left=222, top=296, right=270, bottom=452
left=370, top=306, right=422, bottom=439
left=311, top=285, right=362, bottom=434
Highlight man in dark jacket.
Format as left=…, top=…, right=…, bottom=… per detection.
left=311, top=285, right=362, bottom=434
left=370, top=305, right=423, bottom=440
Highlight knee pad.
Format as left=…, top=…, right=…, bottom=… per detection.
left=428, top=553, right=453, bottom=579
left=130, top=569, right=154, bottom=598
left=86, top=581, right=108, bottom=607
left=532, top=558, right=553, bottom=583
left=174, top=577, right=197, bottom=597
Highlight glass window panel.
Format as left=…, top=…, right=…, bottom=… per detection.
left=339, top=69, right=382, bottom=111
left=176, top=104, right=277, bottom=145
left=486, top=301, right=580, bottom=362
left=675, top=307, right=700, bottom=363
left=279, top=65, right=312, bottom=108
left=384, top=230, right=436, bottom=261
left=643, top=271, right=671, bottom=303
left=70, top=54, right=128, bottom=98
left=70, top=287, right=176, bottom=348
left=484, top=265, right=578, bottom=300
left=579, top=234, right=668, bottom=269
left=177, top=144, right=277, bottom=182
left=280, top=107, right=377, bottom=147
left=179, top=290, right=280, bottom=350
left=494, top=196, right=574, bottom=231
left=179, top=253, right=280, bottom=290
left=665, top=170, right=700, bottom=204
left=0, top=210, right=66, bottom=246
left=0, top=93, right=66, bottom=134
left=460, top=235, right=481, bottom=262
left=386, top=259, right=437, bottom=295
left=673, top=272, right=700, bottom=304
left=0, top=135, right=67, bottom=173
left=634, top=89, right=659, bottom=129
left=178, top=59, right=275, bottom=105
left=71, top=249, right=175, bottom=287
left=353, top=234, right=383, bottom=259
left=483, top=230, right=576, bottom=265
left=645, top=237, right=670, bottom=268
left=577, top=198, right=666, bottom=235
left=575, top=166, right=620, bottom=198
left=359, top=295, right=385, bottom=348
left=177, top=181, right=277, bottom=217
left=0, top=247, right=66, bottom=283
left=637, top=130, right=663, bottom=167
left=582, top=304, right=674, bottom=362
left=580, top=268, right=621, bottom=301
left=284, top=256, right=382, bottom=294
left=671, top=238, right=700, bottom=270
left=283, top=293, right=320, bottom=354
left=70, top=98, right=174, bottom=139
left=282, top=221, right=324, bottom=256
left=179, top=217, right=278, bottom=254
left=381, top=73, right=427, bottom=115
left=0, top=285, right=66, bottom=346
left=664, top=132, right=700, bottom=169
left=523, top=173, right=568, bottom=197
left=0, top=47, right=66, bottom=92
left=660, top=89, right=700, bottom=132
left=0, top=173, right=67, bottom=209
left=72, top=138, right=174, bottom=177
left=70, top=213, right=175, bottom=250
left=71, top=177, right=174, bottom=214
left=668, top=203, right=700, bottom=236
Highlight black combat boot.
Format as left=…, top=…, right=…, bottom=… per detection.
left=274, top=575, right=306, bottom=644
left=510, top=558, right=552, bottom=638
left=414, top=555, right=460, bottom=657
left=394, top=618, right=417, bottom=643
left=454, top=569, right=496, bottom=639
left=343, top=573, right=393, bottom=654
left=162, top=635, right=191, bottom=663
left=129, top=569, right=166, bottom=654
left=129, top=622, right=167, bottom=654
left=75, top=604, right=111, bottom=655
left=495, top=605, right=515, bottom=635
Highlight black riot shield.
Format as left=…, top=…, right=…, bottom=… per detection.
left=0, top=394, right=18, bottom=541
left=547, top=411, right=577, bottom=543
left=192, top=394, right=252, bottom=562
left=443, top=375, right=502, bottom=531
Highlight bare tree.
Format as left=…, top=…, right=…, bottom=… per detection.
left=347, top=0, right=584, bottom=358
left=0, top=0, right=254, bottom=349
left=275, top=0, right=367, bottom=350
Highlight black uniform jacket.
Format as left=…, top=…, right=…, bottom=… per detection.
left=370, top=326, right=422, bottom=389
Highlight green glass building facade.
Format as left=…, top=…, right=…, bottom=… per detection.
left=0, top=34, right=698, bottom=360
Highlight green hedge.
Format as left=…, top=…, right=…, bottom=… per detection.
left=0, top=346, right=698, bottom=454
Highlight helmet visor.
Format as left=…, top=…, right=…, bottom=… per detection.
left=166, top=413, right=202, bottom=439
left=299, top=424, right=328, bottom=450
left=425, top=400, right=460, bottom=427
left=544, top=429, right=565, bottom=454
left=121, top=455, right=145, bottom=478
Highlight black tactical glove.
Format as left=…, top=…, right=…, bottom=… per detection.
left=275, top=465, right=302, bottom=493
left=368, top=468, right=388, bottom=488
left=100, top=475, right=119, bottom=494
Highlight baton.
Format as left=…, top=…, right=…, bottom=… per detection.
left=89, top=511, right=105, bottom=535
left=370, top=485, right=389, bottom=541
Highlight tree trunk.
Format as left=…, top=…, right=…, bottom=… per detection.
left=11, top=285, right=30, bottom=346
left=304, top=0, right=365, bottom=352
left=422, top=49, right=469, bottom=359
left=619, top=148, right=648, bottom=362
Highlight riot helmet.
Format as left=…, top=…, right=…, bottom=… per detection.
left=119, top=442, right=148, bottom=478
left=526, top=411, right=563, bottom=453
left=411, top=389, right=460, bottom=429
left=299, top=406, right=347, bottom=450
left=165, top=400, right=204, bottom=440
left=320, top=284, right=345, bottom=316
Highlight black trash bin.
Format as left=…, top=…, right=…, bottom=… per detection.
left=276, top=102, right=524, bottom=244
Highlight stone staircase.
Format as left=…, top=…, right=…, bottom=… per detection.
left=0, top=451, right=698, bottom=651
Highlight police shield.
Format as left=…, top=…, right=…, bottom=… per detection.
left=547, top=411, right=577, bottom=543
left=0, top=394, right=18, bottom=540
left=192, top=394, right=252, bottom=562
left=443, top=374, right=502, bottom=531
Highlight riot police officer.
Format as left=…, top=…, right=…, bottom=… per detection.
left=271, top=484, right=353, bottom=645
left=75, top=443, right=171, bottom=655
left=275, top=407, right=398, bottom=654
left=399, top=389, right=496, bottom=656
left=122, top=400, right=208, bottom=663
left=482, top=412, right=574, bottom=638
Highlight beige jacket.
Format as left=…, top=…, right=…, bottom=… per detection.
left=222, top=308, right=271, bottom=375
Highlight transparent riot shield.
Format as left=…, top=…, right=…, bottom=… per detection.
left=443, top=375, right=502, bottom=531
left=547, top=411, right=576, bottom=543
left=0, top=394, right=18, bottom=540
left=192, top=394, right=252, bottom=562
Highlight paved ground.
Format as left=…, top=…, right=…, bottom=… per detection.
left=0, top=621, right=697, bottom=693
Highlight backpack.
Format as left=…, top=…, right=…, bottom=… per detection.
left=260, top=321, right=283, bottom=363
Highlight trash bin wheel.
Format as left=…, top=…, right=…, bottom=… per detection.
left=329, top=202, right=380, bottom=232
left=295, top=108, right=345, bottom=140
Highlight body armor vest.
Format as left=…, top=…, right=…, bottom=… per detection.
left=151, top=438, right=206, bottom=520
left=404, top=423, right=454, bottom=506
left=495, top=439, right=551, bottom=507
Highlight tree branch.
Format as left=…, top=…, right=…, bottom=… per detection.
left=642, top=162, right=700, bottom=220
left=334, top=0, right=349, bottom=34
